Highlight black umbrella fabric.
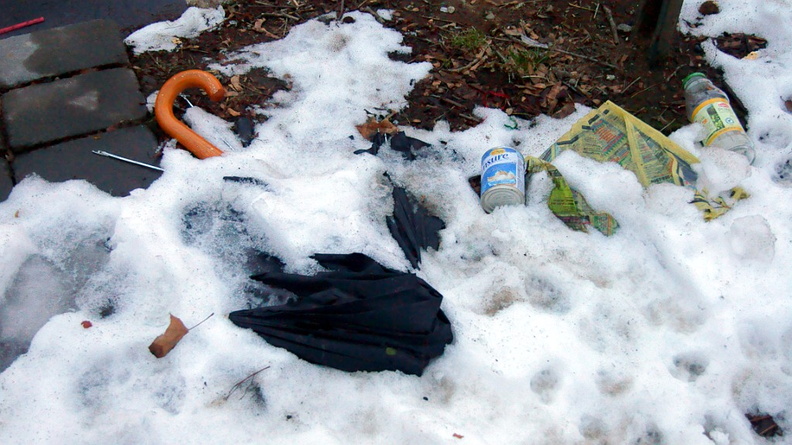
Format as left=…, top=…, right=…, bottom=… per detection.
left=229, top=253, right=453, bottom=375
left=354, top=131, right=431, bottom=160
left=387, top=187, right=445, bottom=270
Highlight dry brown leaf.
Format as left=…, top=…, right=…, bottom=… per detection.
left=356, top=118, right=399, bottom=140
left=552, top=102, right=576, bottom=119
left=252, top=19, right=281, bottom=39
left=542, top=83, right=565, bottom=111
left=785, top=99, right=792, bottom=114
left=227, top=108, right=241, bottom=117
left=149, top=314, right=189, bottom=358
left=230, top=75, right=243, bottom=92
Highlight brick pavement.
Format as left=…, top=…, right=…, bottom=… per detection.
left=0, top=19, right=162, bottom=201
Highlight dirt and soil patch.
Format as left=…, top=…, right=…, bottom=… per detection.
left=129, top=0, right=764, bottom=148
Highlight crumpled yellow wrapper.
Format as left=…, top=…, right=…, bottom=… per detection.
left=533, top=101, right=747, bottom=235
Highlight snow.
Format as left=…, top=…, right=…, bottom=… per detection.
left=124, top=6, right=225, bottom=54
left=2, top=2, right=792, bottom=443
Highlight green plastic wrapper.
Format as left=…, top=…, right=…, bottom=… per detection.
left=532, top=101, right=747, bottom=236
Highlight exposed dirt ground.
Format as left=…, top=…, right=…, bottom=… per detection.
left=130, top=0, right=766, bottom=143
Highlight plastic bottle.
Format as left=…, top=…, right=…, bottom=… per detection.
left=682, top=73, right=755, bottom=164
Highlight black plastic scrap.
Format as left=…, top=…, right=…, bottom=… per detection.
left=233, top=116, right=256, bottom=147
left=354, top=131, right=430, bottom=160
left=229, top=253, right=453, bottom=375
left=387, top=187, right=445, bottom=269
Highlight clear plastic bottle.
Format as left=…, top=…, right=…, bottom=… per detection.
left=682, top=72, right=755, bottom=164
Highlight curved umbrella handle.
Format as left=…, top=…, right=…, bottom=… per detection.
left=154, top=70, right=226, bottom=159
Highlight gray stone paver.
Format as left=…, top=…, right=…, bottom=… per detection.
left=13, top=125, right=162, bottom=197
left=0, top=20, right=128, bottom=90
left=2, top=68, right=147, bottom=150
left=1, top=159, right=12, bottom=202
left=0, top=1, right=187, bottom=40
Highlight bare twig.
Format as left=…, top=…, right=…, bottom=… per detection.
left=622, top=76, right=642, bottom=95
left=224, top=366, right=271, bottom=401
left=495, top=34, right=618, bottom=69
left=551, top=47, right=616, bottom=69
left=436, top=95, right=467, bottom=108
left=603, top=6, right=619, bottom=44
left=444, top=44, right=490, bottom=73
left=260, top=12, right=300, bottom=21
left=665, top=65, right=683, bottom=83
left=363, top=6, right=386, bottom=24
left=659, top=118, right=677, bottom=133
left=568, top=3, right=596, bottom=12
left=188, top=312, right=215, bottom=331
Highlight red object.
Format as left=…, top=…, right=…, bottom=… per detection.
left=0, top=17, right=45, bottom=36
left=81, top=320, right=93, bottom=329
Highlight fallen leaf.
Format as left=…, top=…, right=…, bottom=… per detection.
left=81, top=320, right=93, bottom=329
left=542, top=83, right=565, bottom=113
left=227, top=108, right=241, bottom=117
left=230, top=75, right=243, bottom=92
left=356, top=118, right=399, bottom=140
left=785, top=99, right=792, bottom=113
left=453, top=433, right=464, bottom=439
left=253, top=18, right=266, bottom=32
left=149, top=314, right=189, bottom=358
left=552, top=101, right=576, bottom=119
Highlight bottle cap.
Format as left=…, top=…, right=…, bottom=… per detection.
left=682, top=72, right=706, bottom=89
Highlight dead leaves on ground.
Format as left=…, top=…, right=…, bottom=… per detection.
left=149, top=314, right=189, bottom=358
left=149, top=313, right=214, bottom=358
left=356, top=118, right=399, bottom=140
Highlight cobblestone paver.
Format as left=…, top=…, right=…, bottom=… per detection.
left=1, top=19, right=162, bottom=201
left=13, top=125, right=161, bottom=197
left=0, top=20, right=128, bottom=90
left=3, top=68, right=147, bottom=150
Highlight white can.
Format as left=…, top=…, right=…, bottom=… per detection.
left=480, top=147, right=525, bottom=213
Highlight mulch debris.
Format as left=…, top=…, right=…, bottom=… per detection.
left=128, top=0, right=766, bottom=143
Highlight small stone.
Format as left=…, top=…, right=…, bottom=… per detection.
left=606, top=74, right=616, bottom=81
left=617, top=24, right=632, bottom=33
left=485, top=11, right=495, bottom=20
left=699, top=1, right=720, bottom=16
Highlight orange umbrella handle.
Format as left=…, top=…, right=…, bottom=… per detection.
left=154, top=70, right=226, bottom=159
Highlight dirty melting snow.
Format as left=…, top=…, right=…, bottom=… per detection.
left=2, top=2, right=792, bottom=444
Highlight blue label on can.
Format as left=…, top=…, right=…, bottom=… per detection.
left=481, top=147, right=525, bottom=195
